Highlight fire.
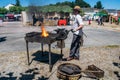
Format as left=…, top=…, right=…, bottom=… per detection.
left=41, top=26, right=49, bottom=37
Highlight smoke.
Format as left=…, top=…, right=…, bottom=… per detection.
left=27, top=0, right=44, bottom=14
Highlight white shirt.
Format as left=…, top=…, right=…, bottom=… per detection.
left=72, top=14, right=84, bottom=35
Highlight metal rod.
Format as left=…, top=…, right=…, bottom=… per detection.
left=60, top=40, right=63, bottom=58
left=41, top=43, right=44, bottom=56
left=49, top=44, right=52, bottom=72
left=26, top=40, right=30, bottom=65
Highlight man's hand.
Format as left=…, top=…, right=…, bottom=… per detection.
left=71, top=29, right=77, bottom=32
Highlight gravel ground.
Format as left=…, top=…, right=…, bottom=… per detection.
left=0, top=46, right=120, bottom=80
left=1, top=22, right=120, bottom=53
left=0, top=21, right=120, bottom=80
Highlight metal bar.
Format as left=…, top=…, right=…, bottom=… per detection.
left=26, top=40, right=30, bottom=65
left=41, top=43, right=44, bottom=56
left=49, top=44, right=52, bottom=72
left=60, top=40, right=63, bottom=58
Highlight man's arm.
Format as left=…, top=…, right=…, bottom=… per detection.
left=76, top=25, right=83, bottom=31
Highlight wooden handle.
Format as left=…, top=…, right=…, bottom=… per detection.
left=81, top=70, right=102, bottom=73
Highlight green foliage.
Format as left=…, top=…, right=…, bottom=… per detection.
left=38, top=0, right=89, bottom=13
left=75, top=0, right=91, bottom=8
left=99, top=10, right=108, bottom=15
left=0, top=8, right=8, bottom=14
left=9, top=6, right=26, bottom=14
left=56, top=1, right=72, bottom=6
left=27, top=5, right=72, bottom=14
left=94, top=1, right=103, bottom=9
left=80, top=9, right=85, bottom=16
left=27, top=0, right=89, bottom=15
left=54, top=0, right=91, bottom=8
left=106, top=45, right=119, bottom=48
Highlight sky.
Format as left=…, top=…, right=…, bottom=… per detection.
left=0, top=0, right=120, bottom=9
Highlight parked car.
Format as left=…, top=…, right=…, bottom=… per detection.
left=5, top=14, right=15, bottom=21
left=14, top=14, right=21, bottom=21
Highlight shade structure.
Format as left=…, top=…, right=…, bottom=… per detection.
left=94, top=13, right=107, bottom=16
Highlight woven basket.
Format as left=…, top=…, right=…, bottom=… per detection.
left=57, top=63, right=81, bottom=80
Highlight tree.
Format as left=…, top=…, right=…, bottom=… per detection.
left=0, top=8, right=8, bottom=14
left=54, top=0, right=91, bottom=8
left=94, top=1, right=103, bottom=9
left=9, top=6, right=25, bottom=14
left=16, top=0, right=21, bottom=6
left=40, top=5, right=72, bottom=13
left=70, top=2, right=75, bottom=8
left=75, top=0, right=91, bottom=8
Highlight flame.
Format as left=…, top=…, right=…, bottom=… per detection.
left=41, top=26, right=49, bottom=37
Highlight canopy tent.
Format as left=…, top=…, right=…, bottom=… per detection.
left=0, top=14, right=5, bottom=18
left=118, top=17, right=120, bottom=22
left=94, top=13, right=107, bottom=17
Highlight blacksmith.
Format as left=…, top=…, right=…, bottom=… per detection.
left=64, top=6, right=84, bottom=61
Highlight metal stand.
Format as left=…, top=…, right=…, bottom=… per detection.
left=26, top=41, right=30, bottom=65
left=41, top=43, right=44, bottom=56
left=48, top=44, right=52, bottom=72
left=26, top=40, right=52, bottom=72
left=60, top=40, right=63, bottom=58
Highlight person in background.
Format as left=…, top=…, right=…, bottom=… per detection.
left=0, top=17, right=3, bottom=26
left=63, top=6, right=84, bottom=61
left=100, top=16, right=104, bottom=26
left=32, top=13, right=36, bottom=26
left=88, top=17, right=91, bottom=25
left=98, top=16, right=100, bottom=25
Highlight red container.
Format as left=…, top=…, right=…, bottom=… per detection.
left=58, top=19, right=67, bottom=26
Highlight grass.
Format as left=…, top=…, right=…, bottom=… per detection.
left=105, top=45, right=120, bottom=48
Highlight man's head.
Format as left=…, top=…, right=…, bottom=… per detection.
left=73, top=6, right=80, bottom=14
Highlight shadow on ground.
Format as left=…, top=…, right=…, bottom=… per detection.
left=0, top=68, right=48, bottom=80
left=0, top=72, right=17, bottom=80
left=113, top=56, right=120, bottom=79
left=113, top=63, right=120, bottom=79
left=30, top=50, right=61, bottom=65
left=0, top=37, right=6, bottom=42
left=19, top=68, right=48, bottom=80
left=114, top=71, right=120, bottom=79
left=19, top=68, right=39, bottom=80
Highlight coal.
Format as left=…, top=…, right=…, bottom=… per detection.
left=25, top=32, right=57, bottom=44
left=25, top=28, right=70, bottom=44
left=58, top=63, right=81, bottom=75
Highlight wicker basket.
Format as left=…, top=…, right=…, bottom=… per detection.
left=57, top=63, right=81, bottom=80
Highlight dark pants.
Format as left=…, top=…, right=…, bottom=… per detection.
left=69, top=34, right=81, bottom=58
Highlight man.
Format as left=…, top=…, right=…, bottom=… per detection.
left=100, top=16, right=104, bottom=26
left=64, top=6, right=84, bottom=61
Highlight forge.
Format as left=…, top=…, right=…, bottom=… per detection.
left=25, top=28, right=70, bottom=72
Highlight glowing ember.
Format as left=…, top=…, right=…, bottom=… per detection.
left=41, top=26, right=49, bottom=37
